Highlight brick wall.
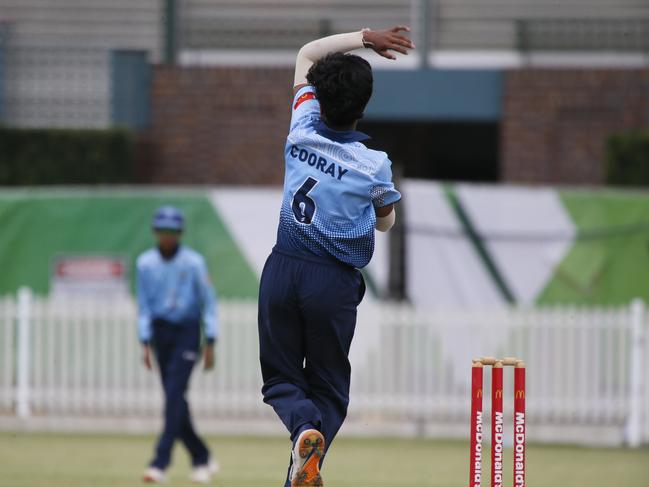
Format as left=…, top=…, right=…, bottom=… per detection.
left=147, top=65, right=293, bottom=184
left=147, top=66, right=649, bottom=186
left=502, top=69, right=649, bottom=185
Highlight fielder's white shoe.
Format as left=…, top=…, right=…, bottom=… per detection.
left=289, top=429, right=325, bottom=486
left=142, top=467, right=167, bottom=483
left=189, top=459, right=220, bottom=484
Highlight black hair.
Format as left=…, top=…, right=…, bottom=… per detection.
left=306, top=52, right=373, bottom=128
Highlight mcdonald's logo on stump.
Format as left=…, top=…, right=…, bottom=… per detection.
left=470, top=357, right=526, bottom=487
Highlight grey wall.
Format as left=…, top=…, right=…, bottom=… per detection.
left=366, top=69, right=503, bottom=122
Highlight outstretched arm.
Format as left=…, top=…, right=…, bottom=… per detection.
left=293, top=26, right=414, bottom=93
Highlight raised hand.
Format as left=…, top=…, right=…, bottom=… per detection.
left=363, top=26, right=415, bottom=60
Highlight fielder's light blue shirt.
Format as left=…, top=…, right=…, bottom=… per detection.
left=277, top=85, right=401, bottom=268
left=136, top=246, right=218, bottom=343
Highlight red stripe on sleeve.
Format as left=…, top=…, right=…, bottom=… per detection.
left=294, top=92, right=316, bottom=110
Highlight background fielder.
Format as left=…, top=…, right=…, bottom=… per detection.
left=136, top=206, right=219, bottom=484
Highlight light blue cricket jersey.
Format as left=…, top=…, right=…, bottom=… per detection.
left=276, top=85, right=401, bottom=269
left=136, top=246, right=218, bottom=343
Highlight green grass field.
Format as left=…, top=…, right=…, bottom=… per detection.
left=1, top=432, right=648, bottom=487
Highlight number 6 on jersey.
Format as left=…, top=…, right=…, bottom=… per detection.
left=292, top=177, right=319, bottom=225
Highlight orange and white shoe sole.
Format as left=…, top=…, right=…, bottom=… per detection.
left=291, top=429, right=325, bottom=487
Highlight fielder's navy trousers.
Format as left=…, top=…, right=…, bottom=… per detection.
left=150, top=319, right=209, bottom=470
left=258, top=247, right=365, bottom=485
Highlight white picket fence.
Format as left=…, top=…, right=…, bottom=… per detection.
left=0, top=288, right=648, bottom=446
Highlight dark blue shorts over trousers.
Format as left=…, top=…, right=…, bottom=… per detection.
left=258, top=247, right=366, bottom=486
left=150, top=318, right=210, bottom=470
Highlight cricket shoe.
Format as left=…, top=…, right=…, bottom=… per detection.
left=189, top=459, right=220, bottom=483
left=290, top=429, right=325, bottom=486
left=142, top=467, right=167, bottom=483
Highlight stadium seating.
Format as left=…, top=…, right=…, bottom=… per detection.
left=0, top=0, right=646, bottom=53
left=179, top=0, right=648, bottom=51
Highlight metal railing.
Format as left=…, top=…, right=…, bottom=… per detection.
left=1, top=288, right=647, bottom=446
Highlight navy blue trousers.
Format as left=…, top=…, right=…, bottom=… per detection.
left=150, top=319, right=209, bottom=470
left=258, top=248, right=365, bottom=485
